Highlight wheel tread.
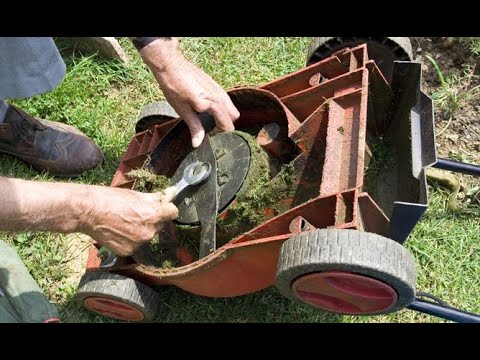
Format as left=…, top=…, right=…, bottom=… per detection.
left=276, top=229, right=416, bottom=315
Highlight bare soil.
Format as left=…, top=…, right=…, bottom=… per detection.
left=412, top=37, right=480, bottom=192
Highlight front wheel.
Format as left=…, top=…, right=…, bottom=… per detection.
left=76, top=271, right=161, bottom=322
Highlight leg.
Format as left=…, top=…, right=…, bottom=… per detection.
left=0, top=37, right=66, bottom=100
left=0, top=100, right=8, bottom=122
left=0, top=37, right=104, bottom=177
left=0, top=240, right=60, bottom=323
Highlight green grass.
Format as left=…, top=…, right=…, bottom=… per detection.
left=1, top=37, right=479, bottom=323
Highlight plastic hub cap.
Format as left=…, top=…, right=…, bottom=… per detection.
left=292, top=271, right=398, bottom=314
left=84, top=297, right=144, bottom=321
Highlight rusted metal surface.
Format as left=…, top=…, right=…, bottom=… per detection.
left=117, top=235, right=291, bottom=297
left=111, top=119, right=180, bottom=187
left=228, top=87, right=301, bottom=136
left=85, top=44, right=418, bottom=297
left=289, top=216, right=315, bottom=235
left=357, top=193, right=390, bottom=237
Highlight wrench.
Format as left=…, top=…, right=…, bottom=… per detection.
left=98, top=161, right=212, bottom=268
left=172, top=161, right=212, bottom=199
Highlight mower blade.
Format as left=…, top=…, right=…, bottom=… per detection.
left=193, top=134, right=218, bottom=258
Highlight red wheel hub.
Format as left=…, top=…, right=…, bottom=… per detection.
left=292, top=271, right=397, bottom=314
left=84, top=297, right=144, bottom=321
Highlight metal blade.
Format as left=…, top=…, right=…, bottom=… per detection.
left=192, top=134, right=218, bottom=258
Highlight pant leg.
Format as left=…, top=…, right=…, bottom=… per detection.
left=0, top=37, right=66, bottom=100
left=0, top=240, right=60, bottom=323
left=0, top=283, right=21, bottom=323
left=0, top=100, right=8, bottom=122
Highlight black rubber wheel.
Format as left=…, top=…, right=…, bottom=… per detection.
left=135, top=100, right=179, bottom=133
left=275, top=229, right=416, bottom=315
left=76, top=271, right=160, bottom=322
left=306, top=37, right=413, bottom=83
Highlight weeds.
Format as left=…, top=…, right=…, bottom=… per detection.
left=426, top=55, right=480, bottom=136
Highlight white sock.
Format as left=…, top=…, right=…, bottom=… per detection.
left=0, top=101, right=8, bottom=123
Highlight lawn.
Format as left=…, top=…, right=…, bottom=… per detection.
left=1, top=37, right=479, bottom=323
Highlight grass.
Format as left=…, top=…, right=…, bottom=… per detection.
left=449, top=37, right=480, bottom=57
left=1, top=37, right=479, bottom=323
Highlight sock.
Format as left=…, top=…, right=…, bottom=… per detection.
left=0, top=101, right=9, bottom=123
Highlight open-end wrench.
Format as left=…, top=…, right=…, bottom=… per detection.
left=172, top=161, right=211, bottom=199
left=98, top=161, right=212, bottom=268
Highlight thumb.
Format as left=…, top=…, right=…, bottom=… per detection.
left=154, top=186, right=177, bottom=203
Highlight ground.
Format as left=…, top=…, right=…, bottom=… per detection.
left=0, top=37, right=478, bottom=323
left=412, top=37, right=480, bottom=191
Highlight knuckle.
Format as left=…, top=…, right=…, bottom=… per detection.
left=170, top=204, right=178, bottom=220
left=191, top=98, right=210, bottom=113
left=123, top=246, right=135, bottom=256
left=136, top=229, right=154, bottom=243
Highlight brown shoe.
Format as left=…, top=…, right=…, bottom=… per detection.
left=0, top=105, right=104, bottom=177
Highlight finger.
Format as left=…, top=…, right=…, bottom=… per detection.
left=208, top=103, right=235, bottom=132
left=178, top=105, right=205, bottom=148
left=153, top=202, right=179, bottom=223
left=221, top=92, right=240, bottom=121
left=102, top=241, right=132, bottom=258
left=160, top=186, right=177, bottom=203
left=210, top=126, right=223, bottom=136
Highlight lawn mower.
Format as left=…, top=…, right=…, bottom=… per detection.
left=75, top=37, right=480, bottom=323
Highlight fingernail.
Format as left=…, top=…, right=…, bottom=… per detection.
left=192, top=134, right=204, bottom=148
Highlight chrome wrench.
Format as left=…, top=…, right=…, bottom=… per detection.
left=98, top=161, right=211, bottom=268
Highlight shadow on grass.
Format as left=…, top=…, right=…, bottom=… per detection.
left=58, top=285, right=343, bottom=323
left=151, top=286, right=343, bottom=323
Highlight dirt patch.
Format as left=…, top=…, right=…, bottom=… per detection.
left=412, top=37, right=480, bottom=193
left=64, top=233, right=92, bottom=287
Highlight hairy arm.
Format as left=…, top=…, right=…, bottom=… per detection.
left=0, top=177, right=178, bottom=256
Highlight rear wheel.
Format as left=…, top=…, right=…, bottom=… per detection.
left=306, top=37, right=413, bottom=82
left=275, top=229, right=416, bottom=315
left=76, top=271, right=160, bottom=322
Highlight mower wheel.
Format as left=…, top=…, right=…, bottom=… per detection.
left=275, top=229, right=416, bottom=315
left=135, top=100, right=179, bottom=133
left=306, top=37, right=413, bottom=82
left=76, top=271, right=160, bottom=322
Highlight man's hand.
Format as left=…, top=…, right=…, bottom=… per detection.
left=0, top=177, right=178, bottom=257
left=138, top=38, right=240, bottom=148
left=81, top=186, right=178, bottom=257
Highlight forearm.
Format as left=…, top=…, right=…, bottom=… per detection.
left=0, top=176, right=89, bottom=233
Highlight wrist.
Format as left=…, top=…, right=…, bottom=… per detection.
left=71, top=184, right=97, bottom=234
left=137, top=37, right=183, bottom=74
left=130, top=37, right=163, bottom=51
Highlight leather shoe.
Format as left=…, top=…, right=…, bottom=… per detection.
left=0, top=105, right=104, bottom=177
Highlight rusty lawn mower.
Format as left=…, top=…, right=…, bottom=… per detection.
left=75, top=37, right=480, bottom=323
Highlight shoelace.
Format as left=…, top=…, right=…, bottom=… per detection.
left=10, top=109, right=46, bottom=142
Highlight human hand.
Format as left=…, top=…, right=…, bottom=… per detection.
left=139, top=38, right=240, bottom=148
left=81, top=186, right=178, bottom=257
